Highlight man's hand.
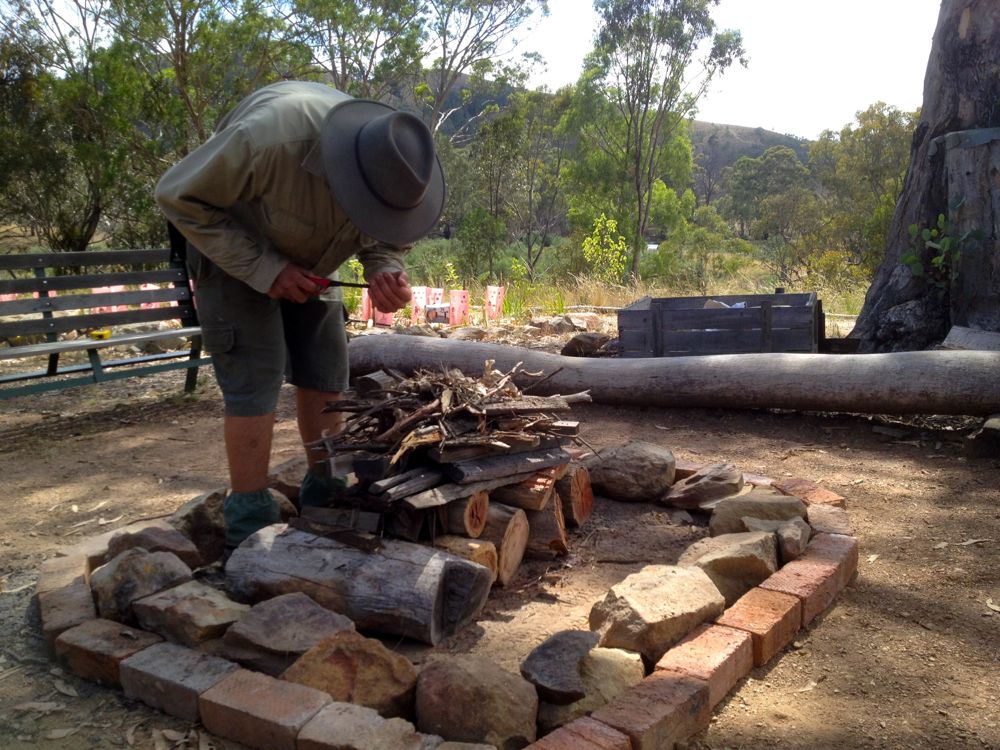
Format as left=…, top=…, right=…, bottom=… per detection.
left=268, top=263, right=323, bottom=303
left=368, top=271, right=412, bottom=313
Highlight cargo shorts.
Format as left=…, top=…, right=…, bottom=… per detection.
left=187, top=244, right=349, bottom=417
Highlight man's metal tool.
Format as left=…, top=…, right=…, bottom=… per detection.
left=306, top=273, right=369, bottom=290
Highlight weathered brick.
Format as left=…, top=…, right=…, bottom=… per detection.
left=591, top=670, right=709, bottom=750
left=771, top=477, right=846, bottom=508
left=527, top=716, right=632, bottom=750
left=806, top=505, right=853, bottom=536
left=36, top=555, right=89, bottom=593
left=199, top=668, right=330, bottom=750
left=54, top=618, right=162, bottom=687
left=120, top=642, right=238, bottom=722
left=133, top=580, right=249, bottom=646
left=37, top=575, right=97, bottom=653
left=758, top=556, right=840, bottom=625
left=805, top=533, right=859, bottom=590
left=655, top=623, right=753, bottom=708
left=715, top=588, right=801, bottom=667
left=297, top=702, right=425, bottom=750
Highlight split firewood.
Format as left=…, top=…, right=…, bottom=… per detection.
left=432, top=535, right=499, bottom=583
left=490, top=465, right=566, bottom=511
left=478, top=502, right=529, bottom=587
left=556, top=465, right=594, bottom=528
left=442, top=491, right=489, bottom=538
left=447, top=447, right=573, bottom=484
left=403, top=470, right=538, bottom=510
left=370, top=468, right=444, bottom=501
left=524, top=495, right=569, bottom=560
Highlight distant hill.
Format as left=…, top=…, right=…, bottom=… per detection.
left=689, top=120, right=810, bottom=164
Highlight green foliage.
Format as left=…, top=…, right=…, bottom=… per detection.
left=582, top=213, right=628, bottom=283
left=899, top=212, right=978, bottom=297
left=456, top=207, right=507, bottom=281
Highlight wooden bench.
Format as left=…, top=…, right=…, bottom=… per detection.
left=0, top=246, right=210, bottom=399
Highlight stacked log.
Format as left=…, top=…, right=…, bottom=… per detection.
left=302, top=363, right=595, bottom=589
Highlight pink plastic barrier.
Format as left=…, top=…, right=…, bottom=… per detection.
left=427, top=287, right=444, bottom=306
left=361, top=288, right=373, bottom=322
left=449, top=289, right=469, bottom=326
left=374, top=308, right=395, bottom=326
left=485, top=285, right=506, bottom=320
left=410, top=286, right=428, bottom=323
left=1, top=293, right=17, bottom=303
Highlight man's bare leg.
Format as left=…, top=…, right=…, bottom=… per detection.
left=224, top=414, right=274, bottom=492
left=295, top=387, right=344, bottom=466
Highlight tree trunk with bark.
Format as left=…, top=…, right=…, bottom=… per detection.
left=853, top=0, right=1000, bottom=351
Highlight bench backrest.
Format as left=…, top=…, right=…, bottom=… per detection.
left=0, top=248, right=197, bottom=342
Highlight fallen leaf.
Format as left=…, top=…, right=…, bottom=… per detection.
left=125, top=722, right=141, bottom=747
left=13, top=701, right=63, bottom=713
left=958, top=538, right=991, bottom=546
left=52, top=677, right=78, bottom=697
left=793, top=680, right=818, bottom=693
left=71, top=504, right=79, bottom=513
left=98, top=514, right=124, bottom=525
left=198, top=731, right=214, bottom=750
left=152, top=730, right=171, bottom=750
left=69, top=518, right=96, bottom=529
left=655, top=425, right=668, bottom=430
left=87, top=499, right=110, bottom=513
left=160, top=728, right=186, bottom=742
left=867, top=554, right=880, bottom=564
left=932, top=541, right=949, bottom=549
left=986, top=598, right=1000, bottom=613
left=44, top=728, right=79, bottom=739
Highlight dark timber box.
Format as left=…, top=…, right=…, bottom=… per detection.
left=617, top=292, right=823, bottom=357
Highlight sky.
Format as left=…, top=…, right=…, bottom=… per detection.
left=516, top=0, right=942, bottom=140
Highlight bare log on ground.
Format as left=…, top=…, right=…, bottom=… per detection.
left=226, top=525, right=492, bottom=645
left=442, top=491, right=489, bottom=538
left=432, top=535, right=498, bottom=583
left=524, top=496, right=569, bottom=560
left=348, top=336, right=1000, bottom=416
left=478, top=502, right=529, bottom=587
left=556, top=465, right=594, bottom=528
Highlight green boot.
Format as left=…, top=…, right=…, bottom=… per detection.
left=223, top=489, right=281, bottom=552
left=298, top=471, right=348, bottom=508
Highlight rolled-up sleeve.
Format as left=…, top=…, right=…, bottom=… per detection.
left=155, top=126, right=288, bottom=294
left=356, top=236, right=409, bottom=279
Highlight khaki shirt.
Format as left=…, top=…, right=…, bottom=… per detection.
left=155, top=80, right=407, bottom=295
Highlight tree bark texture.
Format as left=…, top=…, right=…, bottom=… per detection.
left=348, top=336, right=1000, bottom=416
left=853, top=0, right=1000, bottom=351
left=225, top=525, right=492, bottom=646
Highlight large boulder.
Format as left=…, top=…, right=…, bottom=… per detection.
left=415, top=655, right=537, bottom=749
left=677, top=532, right=779, bottom=606
left=584, top=441, right=676, bottom=502
left=519, top=630, right=599, bottom=704
left=589, top=565, right=724, bottom=664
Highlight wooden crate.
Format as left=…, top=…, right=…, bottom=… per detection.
left=617, top=292, right=823, bottom=357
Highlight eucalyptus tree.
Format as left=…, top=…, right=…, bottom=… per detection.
left=274, top=0, right=424, bottom=100
left=419, top=0, right=547, bottom=135
left=583, top=0, right=744, bottom=277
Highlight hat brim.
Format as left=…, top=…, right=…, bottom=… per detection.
left=320, top=99, right=445, bottom=247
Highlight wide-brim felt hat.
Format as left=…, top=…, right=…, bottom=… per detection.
left=320, top=98, right=445, bottom=247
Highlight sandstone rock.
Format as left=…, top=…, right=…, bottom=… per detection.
left=222, top=592, right=355, bottom=676
left=666, top=509, right=695, bottom=525
left=107, top=521, right=203, bottom=569
left=565, top=312, right=601, bottom=331
left=589, top=565, right=725, bottom=664
left=448, top=326, right=488, bottom=341
left=298, top=702, right=430, bottom=750
left=268, top=456, right=309, bottom=504
left=584, top=441, right=676, bottom=502
left=90, top=548, right=192, bottom=624
left=282, top=630, right=418, bottom=719
left=806, top=504, right=854, bottom=535
left=771, top=477, right=846, bottom=508
left=709, top=490, right=807, bottom=536
left=741, top=516, right=812, bottom=563
left=272, top=488, right=299, bottom=521
left=530, top=315, right=577, bottom=335
left=133, top=580, right=249, bottom=646
left=660, top=463, right=744, bottom=510
left=536, top=647, right=644, bottom=735
left=677, top=532, right=779, bottom=606
left=415, top=655, right=537, bottom=750
left=560, top=332, right=611, bottom=357
left=519, top=630, right=599, bottom=704
left=170, top=487, right=228, bottom=564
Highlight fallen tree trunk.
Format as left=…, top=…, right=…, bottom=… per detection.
left=226, top=525, right=492, bottom=646
left=349, top=336, right=1000, bottom=416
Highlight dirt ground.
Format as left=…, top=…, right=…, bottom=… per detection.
left=0, top=332, right=998, bottom=750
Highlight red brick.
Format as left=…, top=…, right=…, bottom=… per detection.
left=120, top=642, right=238, bottom=722
left=37, top=574, right=97, bottom=654
left=528, top=716, right=632, bottom=750
left=54, top=618, right=162, bottom=687
left=771, top=477, right=846, bottom=508
left=36, top=555, right=89, bottom=593
left=758, top=557, right=840, bottom=625
left=591, top=670, right=709, bottom=750
left=655, top=624, right=753, bottom=708
left=715, top=588, right=801, bottom=667
left=199, top=668, right=330, bottom=750
left=805, top=533, right=859, bottom=590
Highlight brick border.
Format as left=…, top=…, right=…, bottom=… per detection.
left=35, top=474, right=856, bottom=750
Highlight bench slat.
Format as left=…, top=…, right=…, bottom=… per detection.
left=0, top=268, right=186, bottom=295
left=0, top=326, right=202, bottom=360
left=0, top=248, right=172, bottom=270
left=0, top=348, right=205, bottom=383
left=0, top=286, right=190, bottom=316
left=0, top=305, right=196, bottom=338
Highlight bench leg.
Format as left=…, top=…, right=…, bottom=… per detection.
left=86, top=348, right=105, bottom=382
left=184, top=340, right=203, bottom=393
